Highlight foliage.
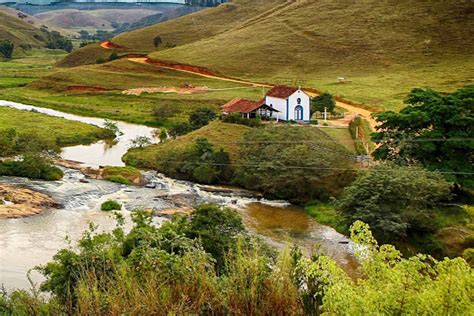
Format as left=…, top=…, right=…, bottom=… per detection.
left=3, top=209, right=472, bottom=314
left=305, top=201, right=348, bottom=234
left=0, top=154, right=63, bottom=181
left=159, top=129, right=168, bottom=142
left=108, top=52, right=119, bottom=62
left=348, top=116, right=369, bottom=155
left=153, top=35, right=162, bottom=47
left=233, top=126, right=355, bottom=203
left=102, top=166, right=141, bottom=185
left=189, top=108, right=216, bottom=129
left=222, top=113, right=263, bottom=127
left=40, top=28, right=73, bottom=53
left=103, top=119, right=122, bottom=136
left=158, top=138, right=232, bottom=184
left=0, top=39, right=14, bottom=59
left=169, top=122, right=193, bottom=138
left=100, top=200, right=122, bottom=211
left=335, top=164, right=452, bottom=243
left=311, top=92, right=336, bottom=114
left=129, top=136, right=152, bottom=149
left=372, top=86, right=474, bottom=188
left=300, top=221, right=474, bottom=315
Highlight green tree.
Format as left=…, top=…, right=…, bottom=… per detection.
left=0, top=39, right=14, bottom=59
left=372, top=86, right=474, bottom=188
left=311, top=92, right=336, bottom=114
left=335, top=164, right=451, bottom=243
left=234, top=126, right=355, bottom=203
left=153, top=35, right=162, bottom=47
left=298, top=221, right=474, bottom=315
left=108, top=52, right=119, bottom=61
left=189, top=108, right=216, bottom=128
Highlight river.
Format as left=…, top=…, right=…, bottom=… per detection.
left=0, top=99, right=358, bottom=289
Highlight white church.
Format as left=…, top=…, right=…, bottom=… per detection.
left=222, top=85, right=311, bottom=122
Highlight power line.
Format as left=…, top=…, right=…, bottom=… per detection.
left=153, top=160, right=474, bottom=176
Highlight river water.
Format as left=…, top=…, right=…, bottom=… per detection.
left=0, top=100, right=358, bottom=289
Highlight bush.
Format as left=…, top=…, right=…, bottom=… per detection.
left=100, top=200, right=122, bottom=211
left=311, top=92, right=335, bottom=114
left=0, top=155, right=63, bottom=181
left=222, top=113, right=262, bottom=127
left=102, top=166, right=141, bottom=185
left=0, top=39, right=14, bottom=59
left=108, top=52, right=119, bottom=61
left=169, top=122, right=193, bottom=138
left=157, top=138, right=232, bottom=184
left=335, top=164, right=452, bottom=243
left=189, top=108, right=216, bottom=129
left=233, top=126, right=355, bottom=203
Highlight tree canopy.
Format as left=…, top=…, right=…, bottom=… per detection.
left=311, top=92, right=336, bottom=114
left=335, top=164, right=452, bottom=243
left=372, top=86, right=474, bottom=188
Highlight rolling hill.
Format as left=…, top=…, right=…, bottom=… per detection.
left=58, top=0, right=474, bottom=111
left=0, top=10, right=47, bottom=50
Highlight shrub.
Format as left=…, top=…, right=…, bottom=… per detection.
left=108, top=52, right=119, bottom=61
left=0, top=155, right=63, bottom=181
left=100, top=200, right=122, bottom=211
left=169, top=122, right=193, bottom=138
left=222, top=113, right=262, bottom=127
left=311, top=92, right=335, bottom=114
left=189, top=108, right=216, bottom=129
left=102, top=166, right=141, bottom=185
left=233, top=126, right=355, bottom=203
left=0, top=40, right=14, bottom=59
left=335, top=164, right=452, bottom=243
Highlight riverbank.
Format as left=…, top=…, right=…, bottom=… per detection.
left=0, top=184, right=59, bottom=218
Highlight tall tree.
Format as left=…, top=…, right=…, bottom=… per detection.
left=311, top=92, right=336, bottom=114
left=372, top=86, right=474, bottom=188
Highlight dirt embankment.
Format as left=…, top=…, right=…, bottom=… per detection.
left=122, top=85, right=209, bottom=96
left=0, top=185, right=60, bottom=219
left=100, top=41, right=128, bottom=50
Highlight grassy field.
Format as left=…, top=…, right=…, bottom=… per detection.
left=0, top=58, right=266, bottom=127
left=318, top=127, right=356, bottom=154
left=0, top=106, right=112, bottom=147
left=0, top=11, right=47, bottom=55
left=59, top=0, right=474, bottom=112
left=124, top=121, right=251, bottom=169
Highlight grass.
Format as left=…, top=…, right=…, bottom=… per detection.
left=0, top=58, right=266, bottom=128
left=318, top=127, right=356, bottom=154
left=0, top=12, right=46, bottom=54
left=100, top=199, right=122, bottom=211
left=124, top=121, right=251, bottom=169
left=305, top=201, right=348, bottom=234
left=102, top=166, right=142, bottom=185
left=60, top=0, right=473, bottom=112
left=0, top=106, right=112, bottom=147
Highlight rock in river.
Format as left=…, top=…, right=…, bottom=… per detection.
left=0, top=184, right=60, bottom=219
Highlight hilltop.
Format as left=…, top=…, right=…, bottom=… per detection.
left=59, top=0, right=474, bottom=111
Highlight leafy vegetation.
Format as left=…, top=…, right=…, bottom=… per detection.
left=0, top=207, right=472, bottom=314
left=336, top=164, right=451, bottom=243
left=372, top=86, right=474, bottom=188
left=0, top=40, right=14, bottom=60
left=0, top=154, right=63, bottom=181
left=155, top=137, right=232, bottom=184
left=311, top=92, right=335, bottom=114
left=100, top=200, right=122, bottom=211
left=102, top=166, right=142, bottom=186
left=233, top=125, right=355, bottom=203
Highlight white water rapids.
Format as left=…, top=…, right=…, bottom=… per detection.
left=0, top=99, right=358, bottom=289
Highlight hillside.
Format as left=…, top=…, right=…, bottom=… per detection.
left=59, top=0, right=474, bottom=111
left=0, top=11, right=47, bottom=52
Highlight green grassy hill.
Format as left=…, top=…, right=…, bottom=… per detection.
left=0, top=11, right=47, bottom=54
left=59, top=0, right=474, bottom=111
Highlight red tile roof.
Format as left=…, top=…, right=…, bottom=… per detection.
left=266, top=85, right=299, bottom=99
left=221, top=98, right=265, bottom=113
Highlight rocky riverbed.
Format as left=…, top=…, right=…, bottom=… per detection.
left=0, top=184, right=60, bottom=218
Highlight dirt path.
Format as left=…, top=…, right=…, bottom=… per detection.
left=127, top=57, right=377, bottom=128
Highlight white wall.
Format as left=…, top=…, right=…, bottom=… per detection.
left=266, top=96, right=287, bottom=121
left=265, top=90, right=310, bottom=121
left=287, top=90, right=310, bottom=121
